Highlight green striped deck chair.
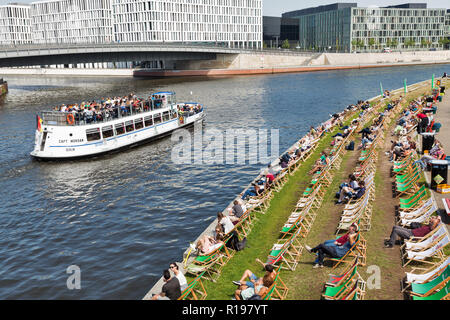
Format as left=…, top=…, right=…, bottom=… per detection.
left=326, top=256, right=359, bottom=287
left=178, top=271, right=207, bottom=300
left=412, top=280, right=450, bottom=300
left=399, top=185, right=427, bottom=209
left=186, top=257, right=224, bottom=283
left=396, top=163, right=421, bottom=183
left=322, top=270, right=359, bottom=300
left=266, top=232, right=303, bottom=271
left=410, top=265, right=450, bottom=298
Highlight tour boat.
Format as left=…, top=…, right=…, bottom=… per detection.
left=30, top=92, right=204, bottom=160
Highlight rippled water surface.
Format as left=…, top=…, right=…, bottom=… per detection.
left=0, top=64, right=448, bottom=299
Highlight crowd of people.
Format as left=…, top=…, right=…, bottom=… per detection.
left=51, top=92, right=202, bottom=125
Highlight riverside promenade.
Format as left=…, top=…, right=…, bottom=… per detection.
left=144, top=76, right=449, bottom=301
left=423, top=77, right=450, bottom=230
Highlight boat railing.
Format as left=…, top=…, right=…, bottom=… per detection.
left=40, top=102, right=178, bottom=127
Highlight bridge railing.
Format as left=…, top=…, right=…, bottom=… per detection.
left=0, top=42, right=317, bottom=57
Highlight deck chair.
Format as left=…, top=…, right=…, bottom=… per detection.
left=402, top=224, right=447, bottom=251
left=402, top=234, right=450, bottom=267
left=329, top=233, right=367, bottom=269
left=263, top=270, right=289, bottom=300
left=266, top=232, right=303, bottom=271
left=326, top=256, right=359, bottom=287
left=409, top=265, right=450, bottom=298
left=403, top=257, right=450, bottom=292
left=398, top=197, right=434, bottom=217
left=412, top=280, right=450, bottom=300
left=186, top=255, right=225, bottom=282
left=322, top=271, right=362, bottom=300
left=399, top=191, right=428, bottom=211
left=399, top=200, right=438, bottom=227
left=340, top=279, right=366, bottom=300
left=178, top=271, right=207, bottom=300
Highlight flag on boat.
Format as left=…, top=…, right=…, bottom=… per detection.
left=404, top=79, right=407, bottom=94
left=36, top=115, right=43, bottom=132
left=380, top=82, right=384, bottom=97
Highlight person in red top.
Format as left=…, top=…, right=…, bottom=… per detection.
left=305, top=224, right=359, bottom=268
left=384, top=216, right=441, bottom=248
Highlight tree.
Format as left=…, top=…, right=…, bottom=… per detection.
left=263, top=42, right=267, bottom=49
left=391, top=38, right=398, bottom=48
left=351, top=39, right=358, bottom=51
left=386, top=38, right=392, bottom=47
left=421, top=38, right=427, bottom=48
left=438, top=37, right=450, bottom=48
left=281, top=39, right=290, bottom=49
left=368, top=38, right=376, bottom=50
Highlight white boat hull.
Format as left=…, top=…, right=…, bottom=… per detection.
left=30, top=110, right=204, bottom=160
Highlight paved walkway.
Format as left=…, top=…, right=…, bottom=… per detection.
left=424, top=78, right=450, bottom=228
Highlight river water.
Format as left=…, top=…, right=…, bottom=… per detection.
left=0, top=64, right=448, bottom=299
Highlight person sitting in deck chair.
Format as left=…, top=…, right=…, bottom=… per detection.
left=384, top=216, right=441, bottom=248
left=304, top=223, right=359, bottom=268
left=234, top=274, right=272, bottom=300
left=229, top=200, right=245, bottom=219
left=241, top=182, right=263, bottom=200
left=196, top=233, right=224, bottom=255
left=169, top=262, right=188, bottom=292
left=217, top=212, right=238, bottom=234
left=309, top=151, right=330, bottom=175
left=151, top=269, right=181, bottom=300
left=336, top=180, right=365, bottom=205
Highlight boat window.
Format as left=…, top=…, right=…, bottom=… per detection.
left=154, top=113, right=162, bottom=124
left=86, top=128, right=101, bottom=141
left=102, top=125, right=114, bottom=139
left=134, top=118, right=144, bottom=130
left=162, top=111, right=170, bottom=122
left=115, top=123, right=125, bottom=135
left=144, top=115, right=153, bottom=127
left=125, top=120, right=134, bottom=132
left=170, top=110, right=178, bottom=119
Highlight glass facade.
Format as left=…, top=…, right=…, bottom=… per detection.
left=283, top=3, right=448, bottom=52
left=351, top=7, right=446, bottom=51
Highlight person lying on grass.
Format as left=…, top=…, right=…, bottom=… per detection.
left=234, top=274, right=272, bottom=300
left=232, top=259, right=277, bottom=288
left=305, top=223, right=359, bottom=268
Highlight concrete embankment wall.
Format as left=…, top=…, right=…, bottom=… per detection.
left=135, top=51, right=450, bottom=77
left=320, top=51, right=450, bottom=66
left=1, top=51, right=449, bottom=78
left=0, top=68, right=133, bottom=77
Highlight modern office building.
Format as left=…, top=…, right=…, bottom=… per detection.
left=283, top=3, right=447, bottom=52
left=31, top=0, right=114, bottom=44
left=263, top=16, right=299, bottom=48
left=25, top=0, right=262, bottom=48
left=0, top=4, right=33, bottom=45
left=112, top=0, right=262, bottom=48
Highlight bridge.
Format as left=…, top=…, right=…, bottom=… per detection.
left=0, top=43, right=312, bottom=68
